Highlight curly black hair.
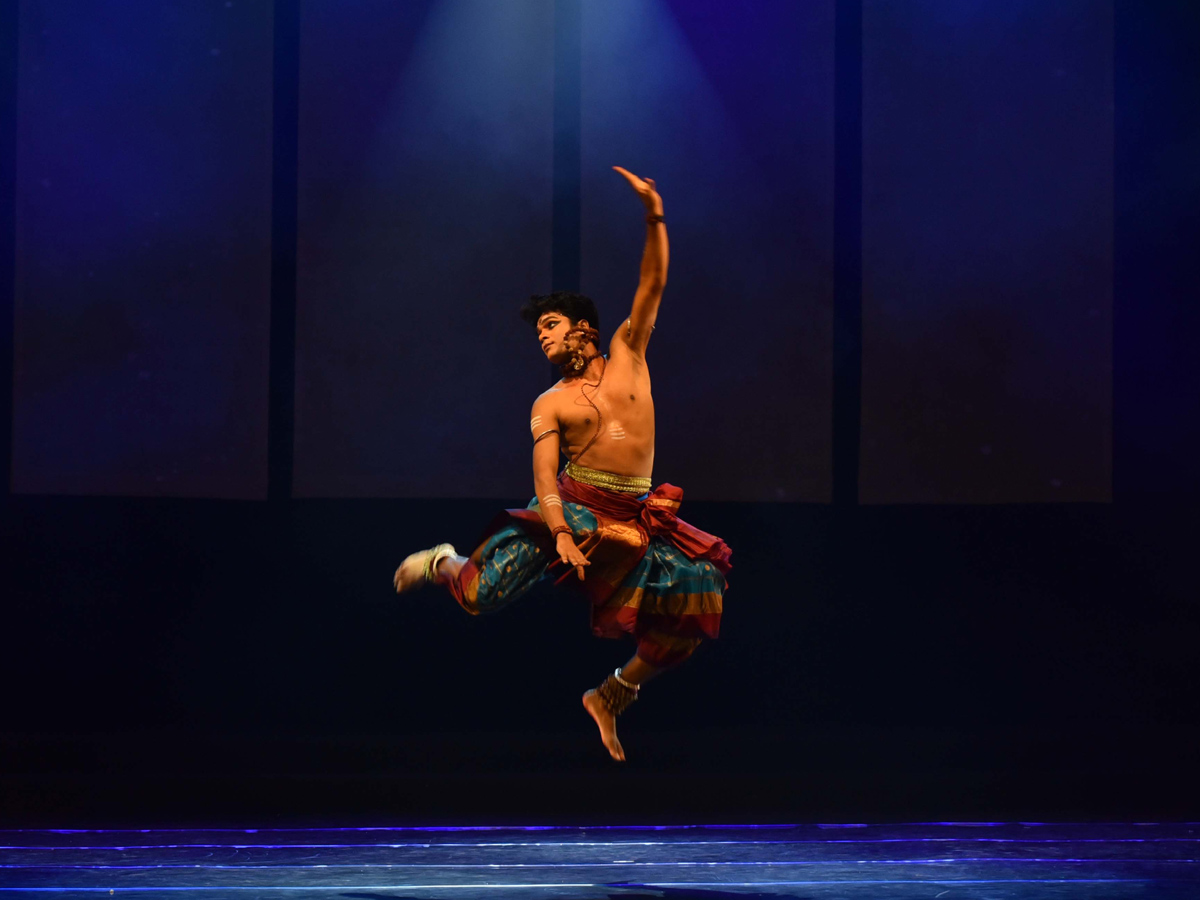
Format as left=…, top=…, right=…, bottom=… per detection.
left=519, top=292, right=600, bottom=333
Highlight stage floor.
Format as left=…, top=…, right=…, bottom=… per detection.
left=1, top=822, right=1197, bottom=898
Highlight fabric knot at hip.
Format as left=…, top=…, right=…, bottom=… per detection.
left=558, top=472, right=732, bottom=577
left=639, top=485, right=683, bottom=538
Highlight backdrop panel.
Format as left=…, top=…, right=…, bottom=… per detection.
left=861, top=1, right=1113, bottom=503
left=294, top=0, right=554, bottom=498
left=580, top=0, right=836, bottom=502
left=12, top=2, right=274, bottom=497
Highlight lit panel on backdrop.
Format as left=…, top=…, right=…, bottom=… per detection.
left=581, top=0, right=836, bottom=501
left=294, top=0, right=555, bottom=498
left=861, top=1, right=1113, bottom=503
left=12, top=2, right=274, bottom=497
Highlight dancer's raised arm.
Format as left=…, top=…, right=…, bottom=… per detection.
left=612, top=166, right=668, bottom=354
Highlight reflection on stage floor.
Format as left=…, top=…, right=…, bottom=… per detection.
left=1, top=821, right=1197, bottom=898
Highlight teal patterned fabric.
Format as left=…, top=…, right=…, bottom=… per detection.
left=469, top=499, right=596, bottom=614
left=614, top=539, right=725, bottom=607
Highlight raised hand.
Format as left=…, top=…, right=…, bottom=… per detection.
left=613, top=166, right=664, bottom=217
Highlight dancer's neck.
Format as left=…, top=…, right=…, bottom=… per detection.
left=561, top=349, right=605, bottom=382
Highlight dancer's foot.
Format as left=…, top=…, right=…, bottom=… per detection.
left=393, top=543, right=457, bottom=593
left=582, top=690, right=626, bottom=762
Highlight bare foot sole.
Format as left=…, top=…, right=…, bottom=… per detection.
left=582, top=690, right=626, bottom=762
left=393, top=543, right=456, bottom=594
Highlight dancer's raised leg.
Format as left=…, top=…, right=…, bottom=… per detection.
left=393, top=544, right=464, bottom=593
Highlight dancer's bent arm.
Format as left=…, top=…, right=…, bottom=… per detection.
left=531, top=399, right=590, bottom=581
left=612, top=166, right=668, bottom=355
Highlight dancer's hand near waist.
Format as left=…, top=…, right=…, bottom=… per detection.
left=556, top=532, right=591, bottom=581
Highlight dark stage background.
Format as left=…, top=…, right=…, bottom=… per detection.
left=1, top=0, right=1198, bottom=824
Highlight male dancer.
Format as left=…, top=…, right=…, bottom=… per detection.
left=394, top=167, right=731, bottom=761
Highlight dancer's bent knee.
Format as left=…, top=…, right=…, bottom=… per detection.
left=447, top=526, right=549, bottom=616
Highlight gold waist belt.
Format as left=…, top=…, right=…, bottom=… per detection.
left=564, top=461, right=652, bottom=494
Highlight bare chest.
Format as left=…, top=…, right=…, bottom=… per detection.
left=550, top=371, right=653, bottom=448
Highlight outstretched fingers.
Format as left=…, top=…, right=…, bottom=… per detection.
left=612, top=165, right=646, bottom=191
left=613, top=166, right=662, bottom=215
left=550, top=532, right=598, bottom=585
left=559, top=546, right=591, bottom=581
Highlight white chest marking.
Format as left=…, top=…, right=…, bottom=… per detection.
left=608, top=420, right=627, bottom=441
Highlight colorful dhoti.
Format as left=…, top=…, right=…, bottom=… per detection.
left=445, top=468, right=731, bottom=668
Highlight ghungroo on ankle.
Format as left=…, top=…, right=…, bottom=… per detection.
left=421, top=543, right=457, bottom=583
left=595, top=668, right=639, bottom=716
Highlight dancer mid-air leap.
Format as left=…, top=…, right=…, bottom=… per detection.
left=394, top=167, right=731, bottom=761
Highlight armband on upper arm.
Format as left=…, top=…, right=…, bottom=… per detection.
left=530, top=414, right=559, bottom=445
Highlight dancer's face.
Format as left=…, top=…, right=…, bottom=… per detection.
left=536, top=312, right=583, bottom=365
